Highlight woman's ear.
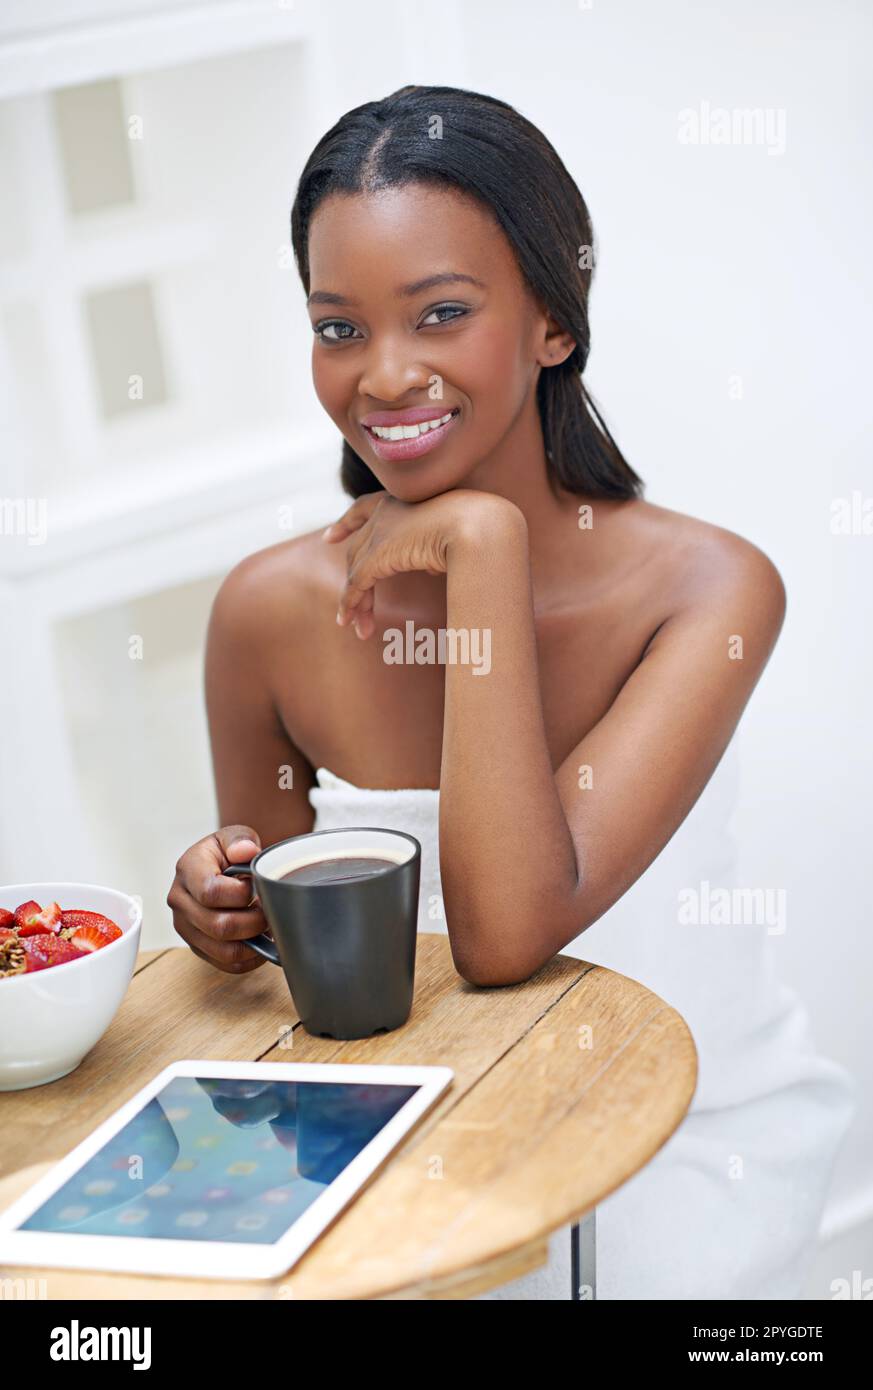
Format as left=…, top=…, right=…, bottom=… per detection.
left=537, top=312, right=576, bottom=368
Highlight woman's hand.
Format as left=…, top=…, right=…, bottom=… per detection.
left=322, top=487, right=522, bottom=638
left=167, top=826, right=269, bottom=973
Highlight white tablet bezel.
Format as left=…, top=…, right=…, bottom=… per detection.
left=0, top=1059, right=454, bottom=1281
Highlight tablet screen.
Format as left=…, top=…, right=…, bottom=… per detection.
left=18, top=1075, right=420, bottom=1245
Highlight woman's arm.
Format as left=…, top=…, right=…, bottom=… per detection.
left=438, top=500, right=786, bottom=986
left=167, top=551, right=316, bottom=973
left=205, top=551, right=316, bottom=846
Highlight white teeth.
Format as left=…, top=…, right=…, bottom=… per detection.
left=369, top=411, right=455, bottom=440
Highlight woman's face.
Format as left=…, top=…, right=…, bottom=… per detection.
left=306, top=182, right=558, bottom=502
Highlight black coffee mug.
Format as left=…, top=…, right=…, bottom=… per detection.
left=223, top=827, right=421, bottom=1040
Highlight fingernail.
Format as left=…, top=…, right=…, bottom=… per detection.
left=322, top=525, right=334, bottom=540
left=336, top=610, right=343, bottom=624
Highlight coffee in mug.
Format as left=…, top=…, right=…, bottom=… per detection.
left=276, top=851, right=405, bottom=887
left=223, top=827, right=421, bottom=1040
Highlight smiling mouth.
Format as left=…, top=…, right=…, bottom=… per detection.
left=361, top=408, right=461, bottom=461
left=364, top=409, right=459, bottom=441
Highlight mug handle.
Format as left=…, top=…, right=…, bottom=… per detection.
left=222, top=862, right=280, bottom=965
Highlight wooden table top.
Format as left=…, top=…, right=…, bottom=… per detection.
left=0, top=937, right=697, bottom=1299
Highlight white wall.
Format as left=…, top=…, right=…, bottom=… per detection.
left=1, top=0, right=870, bottom=1278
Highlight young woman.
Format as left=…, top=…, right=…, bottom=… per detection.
left=167, top=86, right=854, bottom=1299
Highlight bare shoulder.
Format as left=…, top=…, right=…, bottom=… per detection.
left=209, top=526, right=339, bottom=642
left=626, top=498, right=787, bottom=636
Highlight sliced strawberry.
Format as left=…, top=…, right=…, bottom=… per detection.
left=61, top=909, right=122, bottom=942
left=21, top=933, right=85, bottom=969
left=17, top=920, right=44, bottom=938
left=35, top=901, right=61, bottom=933
left=15, top=900, right=62, bottom=936
left=14, top=900, right=42, bottom=933
left=0, top=908, right=15, bottom=930
left=69, top=923, right=118, bottom=953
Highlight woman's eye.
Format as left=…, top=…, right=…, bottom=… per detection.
left=313, top=304, right=468, bottom=340
left=420, top=303, right=468, bottom=327
left=314, top=320, right=360, bottom=342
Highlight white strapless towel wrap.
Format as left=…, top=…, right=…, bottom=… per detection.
left=308, top=740, right=856, bottom=1300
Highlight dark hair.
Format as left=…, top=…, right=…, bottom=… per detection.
left=290, top=85, right=644, bottom=502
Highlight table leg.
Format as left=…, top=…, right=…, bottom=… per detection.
left=571, top=1209, right=596, bottom=1300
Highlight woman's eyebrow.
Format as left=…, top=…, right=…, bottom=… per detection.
left=307, top=271, right=486, bottom=308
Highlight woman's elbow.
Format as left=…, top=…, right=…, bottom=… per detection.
left=453, top=955, right=541, bottom=988
left=448, top=903, right=592, bottom=987
left=449, top=934, right=551, bottom=989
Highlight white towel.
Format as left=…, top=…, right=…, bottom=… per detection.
left=308, top=742, right=856, bottom=1299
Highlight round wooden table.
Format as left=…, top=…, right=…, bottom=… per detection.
left=0, top=936, right=697, bottom=1299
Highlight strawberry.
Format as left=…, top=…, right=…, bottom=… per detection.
left=0, top=908, right=15, bottom=930
left=69, top=924, right=117, bottom=953
left=0, top=926, right=17, bottom=945
left=14, top=900, right=42, bottom=932
left=15, top=900, right=62, bottom=937
left=22, top=933, right=85, bottom=969
left=61, top=910, right=122, bottom=943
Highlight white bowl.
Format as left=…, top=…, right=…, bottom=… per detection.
left=0, top=883, right=142, bottom=1091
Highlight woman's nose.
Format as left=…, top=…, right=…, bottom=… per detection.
left=357, top=339, right=433, bottom=402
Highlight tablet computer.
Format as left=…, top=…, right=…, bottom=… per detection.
left=0, top=1059, right=453, bottom=1281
